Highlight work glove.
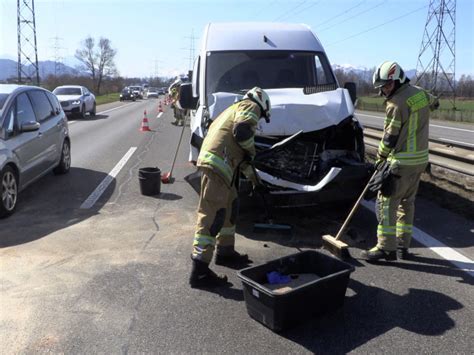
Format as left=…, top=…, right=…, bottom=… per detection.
left=374, top=158, right=386, bottom=171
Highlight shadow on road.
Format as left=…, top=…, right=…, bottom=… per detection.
left=280, top=279, right=463, bottom=354
left=0, top=167, right=115, bottom=247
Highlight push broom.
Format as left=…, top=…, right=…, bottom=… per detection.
left=322, top=170, right=377, bottom=259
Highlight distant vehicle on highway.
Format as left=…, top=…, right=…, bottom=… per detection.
left=0, top=84, right=71, bottom=218
left=158, top=87, right=167, bottom=95
left=147, top=87, right=159, bottom=99
left=53, top=85, right=96, bottom=119
left=129, top=86, right=143, bottom=99
left=120, top=87, right=136, bottom=101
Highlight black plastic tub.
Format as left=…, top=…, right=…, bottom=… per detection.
left=237, top=250, right=355, bottom=331
left=138, top=167, right=161, bottom=196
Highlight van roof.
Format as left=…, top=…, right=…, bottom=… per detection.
left=204, top=22, right=324, bottom=52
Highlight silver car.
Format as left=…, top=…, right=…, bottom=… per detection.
left=0, top=84, right=71, bottom=218
left=53, top=85, right=96, bottom=119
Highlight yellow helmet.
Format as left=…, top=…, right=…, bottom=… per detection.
left=243, top=87, right=271, bottom=122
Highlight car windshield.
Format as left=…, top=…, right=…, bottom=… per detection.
left=54, top=87, right=82, bottom=95
left=0, top=93, right=8, bottom=111
left=206, top=50, right=336, bottom=97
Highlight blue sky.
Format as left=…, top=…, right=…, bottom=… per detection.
left=1, top=0, right=473, bottom=78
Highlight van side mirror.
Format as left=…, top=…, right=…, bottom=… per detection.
left=179, top=82, right=198, bottom=110
left=21, top=121, right=40, bottom=132
left=344, top=82, right=357, bottom=105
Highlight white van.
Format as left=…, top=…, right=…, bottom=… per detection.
left=180, top=22, right=370, bottom=206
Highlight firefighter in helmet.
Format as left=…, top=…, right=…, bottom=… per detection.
left=189, top=87, right=271, bottom=288
left=362, top=61, right=439, bottom=262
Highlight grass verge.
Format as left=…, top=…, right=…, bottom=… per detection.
left=96, top=93, right=120, bottom=105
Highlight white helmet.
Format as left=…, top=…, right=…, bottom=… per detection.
left=243, top=87, right=271, bottom=122
left=373, top=61, right=407, bottom=88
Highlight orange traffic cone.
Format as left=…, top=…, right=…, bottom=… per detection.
left=140, top=111, right=151, bottom=132
left=158, top=101, right=163, bottom=113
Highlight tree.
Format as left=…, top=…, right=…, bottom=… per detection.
left=75, top=36, right=117, bottom=94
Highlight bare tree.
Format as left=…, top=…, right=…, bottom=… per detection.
left=75, top=36, right=117, bottom=94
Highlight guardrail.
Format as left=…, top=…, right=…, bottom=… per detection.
left=363, top=125, right=474, bottom=176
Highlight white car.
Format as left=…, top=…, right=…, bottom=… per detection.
left=53, top=85, right=96, bottom=119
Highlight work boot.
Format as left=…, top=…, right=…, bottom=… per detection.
left=215, top=247, right=250, bottom=268
left=397, top=247, right=410, bottom=260
left=361, top=247, right=397, bottom=262
left=189, top=258, right=229, bottom=288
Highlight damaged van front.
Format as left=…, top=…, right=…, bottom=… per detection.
left=181, top=22, right=371, bottom=206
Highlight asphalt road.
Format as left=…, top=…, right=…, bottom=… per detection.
left=1, top=99, right=473, bottom=354
left=356, top=110, right=474, bottom=148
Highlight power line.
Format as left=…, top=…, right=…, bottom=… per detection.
left=274, top=0, right=309, bottom=22
left=326, top=4, right=429, bottom=47
left=276, top=0, right=324, bottom=22
left=314, top=0, right=366, bottom=29
left=318, top=0, right=385, bottom=33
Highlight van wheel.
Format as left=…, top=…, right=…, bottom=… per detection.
left=0, top=166, right=18, bottom=218
left=53, top=140, right=71, bottom=175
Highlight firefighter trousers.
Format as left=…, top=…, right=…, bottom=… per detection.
left=192, top=169, right=239, bottom=264
left=376, top=165, right=426, bottom=251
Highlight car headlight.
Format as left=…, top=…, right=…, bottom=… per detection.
left=72, top=100, right=81, bottom=105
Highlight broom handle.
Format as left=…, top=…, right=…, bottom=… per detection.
left=335, top=170, right=378, bottom=240
left=169, top=114, right=187, bottom=175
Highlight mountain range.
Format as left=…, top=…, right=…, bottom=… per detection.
left=0, top=58, right=417, bottom=82
left=0, top=59, right=81, bottom=80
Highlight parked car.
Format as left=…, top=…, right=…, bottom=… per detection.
left=53, top=85, right=96, bottom=119
left=120, top=87, right=136, bottom=101
left=147, top=87, right=159, bottom=99
left=0, top=84, right=71, bottom=218
left=179, top=22, right=370, bottom=206
left=129, top=86, right=143, bottom=99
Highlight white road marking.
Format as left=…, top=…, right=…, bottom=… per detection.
left=438, top=138, right=474, bottom=147
left=97, top=102, right=135, bottom=115
left=358, top=113, right=474, bottom=133
left=80, top=147, right=137, bottom=209
left=361, top=200, right=474, bottom=277
left=157, top=112, right=163, bottom=119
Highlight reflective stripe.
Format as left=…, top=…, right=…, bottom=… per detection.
left=377, top=225, right=397, bottom=236
left=199, top=151, right=233, bottom=183
left=407, top=91, right=429, bottom=112
left=385, top=117, right=401, bottom=128
left=396, top=224, right=413, bottom=231
left=193, top=233, right=216, bottom=247
left=236, top=110, right=259, bottom=123
left=378, top=141, right=391, bottom=156
left=219, top=226, right=235, bottom=236
left=407, top=111, right=418, bottom=152
left=238, top=137, right=254, bottom=150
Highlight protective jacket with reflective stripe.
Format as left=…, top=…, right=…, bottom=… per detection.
left=197, top=100, right=261, bottom=186
left=378, top=84, right=434, bottom=168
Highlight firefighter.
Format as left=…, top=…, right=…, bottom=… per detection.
left=362, top=61, right=439, bottom=262
left=169, top=78, right=185, bottom=126
left=189, top=87, right=271, bottom=288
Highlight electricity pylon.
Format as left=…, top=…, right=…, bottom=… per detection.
left=415, top=0, right=456, bottom=109
left=17, top=0, right=40, bottom=85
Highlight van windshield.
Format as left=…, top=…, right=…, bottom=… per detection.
left=206, top=51, right=336, bottom=96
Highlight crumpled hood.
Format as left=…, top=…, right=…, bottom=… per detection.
left=207, top=88, right=354, bottom=136
left=56, top=95, right=82, bottom=102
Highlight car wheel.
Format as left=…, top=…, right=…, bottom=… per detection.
left=53, top=139, right=71, bottom=175
left=79, top=104, right=86, bottom=119
left=90, top=102, right=96, bottom=116
left=0, top=166, right=18, bottom=218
